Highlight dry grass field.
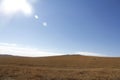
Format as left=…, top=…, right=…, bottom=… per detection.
left=0, top=55, right=120, bottom=80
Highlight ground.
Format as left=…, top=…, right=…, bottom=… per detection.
left=0, top=55, right=120, bottom=80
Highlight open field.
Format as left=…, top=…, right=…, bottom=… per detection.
left=0, top=55, right=120, bottom=80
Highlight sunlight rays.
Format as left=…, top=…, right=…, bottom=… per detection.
left=0, top=0, right=33, bottom=16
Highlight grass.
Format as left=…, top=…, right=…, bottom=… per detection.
left=0, top=55, right=120, bottom=80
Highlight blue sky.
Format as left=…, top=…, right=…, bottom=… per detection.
left=0, top=0, right=120, bottom=57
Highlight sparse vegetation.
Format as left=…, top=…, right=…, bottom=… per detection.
left=0, top=55, right=120, bottom=80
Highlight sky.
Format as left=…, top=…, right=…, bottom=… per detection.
left=0, top=0, right=120, bottom=57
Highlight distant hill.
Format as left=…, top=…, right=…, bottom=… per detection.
left=0, top=54, right=13, bottom=57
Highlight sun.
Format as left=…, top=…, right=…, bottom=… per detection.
left=0, top=0, right=33, bottom=16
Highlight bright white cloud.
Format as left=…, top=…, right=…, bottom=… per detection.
left=0, top=43, right=107, bottom=57
left=0, top=43, right=62, bottom=57
left=42, top=22, right=47, bottom=27
left=75, top=52, right=106, bottom=57
left=0, top=0, right=33, bottom=16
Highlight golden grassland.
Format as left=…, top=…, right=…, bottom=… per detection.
left=0, top=55, right=120, bottom=80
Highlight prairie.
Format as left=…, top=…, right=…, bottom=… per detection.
left=0, top=55, right=120, bottom=80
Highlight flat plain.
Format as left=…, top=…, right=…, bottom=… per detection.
left=0, top=55, right=120, bottom=80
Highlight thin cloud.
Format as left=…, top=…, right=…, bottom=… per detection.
left=0, top=43, right=106, bottom=57
left=0, top=43, right=17, bottom=47
left=75, top=52, right=107, bottom=57
left=0, top=43, right=62, bottom=57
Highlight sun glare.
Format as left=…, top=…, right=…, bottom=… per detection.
left=0, top=0, right=33, bottom=16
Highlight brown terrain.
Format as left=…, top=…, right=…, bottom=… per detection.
left=0, top=55, right=120, bottom=80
